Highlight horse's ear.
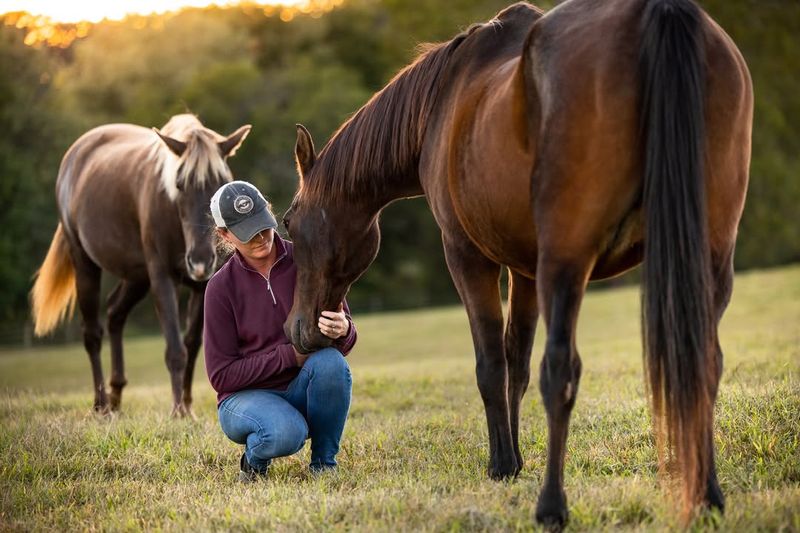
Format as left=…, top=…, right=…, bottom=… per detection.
left=219, top=124, right=252, bottom=157
left=153, top=128, right=187, bottom=157
left=295, top=124, right=316, bottom=178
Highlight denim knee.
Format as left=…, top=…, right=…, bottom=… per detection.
left=251, top=422, right=307, bottom=460
left=305, top=348, right=351, bottom=382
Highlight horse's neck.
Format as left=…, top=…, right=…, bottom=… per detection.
left=339, top=177, right=421, bottom=224
left=378, top=172, right=425, bottom=207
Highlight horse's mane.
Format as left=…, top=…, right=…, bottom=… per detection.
left=302, top=27, right=476, bottom=201
left=150, top=114, right=232, bottom=201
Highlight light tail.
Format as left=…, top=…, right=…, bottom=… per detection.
left=31, top=223, right=77, bottom=336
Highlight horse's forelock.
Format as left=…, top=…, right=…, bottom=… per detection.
left=152, top=115, right=232, bottom=201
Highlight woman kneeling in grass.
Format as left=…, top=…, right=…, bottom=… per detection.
left=204, top=181, right=356, bottom=480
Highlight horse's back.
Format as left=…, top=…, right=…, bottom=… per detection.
left=430, top=0, right=751, bottom=279
left=57, top=123, right=156, bottom=209
left=57, top=123, right=165, bottom=279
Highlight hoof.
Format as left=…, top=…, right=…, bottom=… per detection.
left=705, top=484, right=725, bottom=513
left=109, top=392, right=122, bottom=411
left=93, top=389, right=109, bottom=413
left=92, top=399, right=110, bottom=414
left=536, top=489, right=568, bottom=531
left=92, top=404, right=114, bottom=418
left=488, top=456, right=520, bottom=480
left=170, top=403, right=197, bottom=420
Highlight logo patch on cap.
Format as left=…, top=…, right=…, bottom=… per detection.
left=233, top=195, right=254, bottom=214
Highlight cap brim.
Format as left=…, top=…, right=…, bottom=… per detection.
left=227, top=206, right=277, bottom=243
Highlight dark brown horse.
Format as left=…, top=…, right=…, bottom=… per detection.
left=32, top=114, right=250, bottom=417
left=283, top=0, right=751, bottom=526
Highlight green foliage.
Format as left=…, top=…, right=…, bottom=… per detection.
left=55, top=10, right=253, bottom=128
left=699, top=0, right=800, bottom=267
left=0, top=24, right=75, bottom=326
left=0, top=0, right=797, bottom=341
left=0, top=266, right=798, bottom=530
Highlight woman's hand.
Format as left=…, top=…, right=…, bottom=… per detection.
left=318, top=303, right=350, bottom=339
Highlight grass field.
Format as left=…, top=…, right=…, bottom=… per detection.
left=1, top=266, right=798, bottom=531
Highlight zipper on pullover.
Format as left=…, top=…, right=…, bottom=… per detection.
left=266, top=277, right=277, bottom=305
left=238, top=249, right=286, bottom=307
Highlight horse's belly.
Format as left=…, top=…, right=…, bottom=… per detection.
left=450, top=161, right=540, bottom=277
left=75, top=218, right=149, bottom=279
left=68, top=180, right=149, bottom=280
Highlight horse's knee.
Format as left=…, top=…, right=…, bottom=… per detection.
left=165, top=347, right=188, bottom=374
left=107, top=309, right=127, bottom=336
left=183, top=332, right=203, bottom=355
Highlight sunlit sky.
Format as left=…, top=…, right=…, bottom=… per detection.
left=0, top=0, right=309, bottom=23
left=2, top=1, right=340, bottom=46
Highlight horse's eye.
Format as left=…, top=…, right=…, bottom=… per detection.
left=282, top=217, right=290, bottom=231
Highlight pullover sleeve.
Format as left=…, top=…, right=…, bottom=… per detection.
left=203, top=280, right=298, bottom=394
left=334, top=298, right=358, bottom=355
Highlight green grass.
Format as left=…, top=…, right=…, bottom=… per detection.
left=1, top=265, right=799, bottom=531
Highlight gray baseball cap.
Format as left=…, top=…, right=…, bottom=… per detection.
left=210, top=181, right=277, bottom=243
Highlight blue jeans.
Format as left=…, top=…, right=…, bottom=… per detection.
left=217, top=348, right=352, bottom=472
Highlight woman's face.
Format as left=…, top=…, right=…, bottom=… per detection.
left=219, top=227, right=276, bottom=263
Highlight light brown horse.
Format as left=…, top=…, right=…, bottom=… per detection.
left=283, top=0, right=752, bottom=525
left=32, top=114, right=250, bottom=417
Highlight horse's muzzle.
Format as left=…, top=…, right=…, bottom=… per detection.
left=186, top=256, right=215, bottom=281
left=285, top=315, right=333, bottom=354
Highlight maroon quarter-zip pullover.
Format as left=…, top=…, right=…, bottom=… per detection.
left=203, top=235, right=357, bottom=405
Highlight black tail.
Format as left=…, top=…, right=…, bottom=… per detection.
left=639, top=0, right=715, bottom=517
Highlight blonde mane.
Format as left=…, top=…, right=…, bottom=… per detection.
left=149, top=114, right=232, bottom=201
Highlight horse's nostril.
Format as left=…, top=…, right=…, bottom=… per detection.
left=186, top=257, right=212, bottom=280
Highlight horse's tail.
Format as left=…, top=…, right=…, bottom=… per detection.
left=639, top=0, right=715, bottom=516
left=31, top=223, right=77, bottom=336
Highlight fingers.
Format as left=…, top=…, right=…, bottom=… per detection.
left=317, top=319, right=339, bottom=339
left=319, top=305, right=348, bottom=339
left=318, top=316, right=338, bottom=328
left=318, top=316, right=347, bottom=339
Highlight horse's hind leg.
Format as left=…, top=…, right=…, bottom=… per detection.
left=71, top=248, right=108, bottom=412
left=704, top=249, right=735, bottom=511
left=443, top=236, right=518, bottom=479
left=106, top=279, right=149, bottom=411
left=180, top=288, right=204, bottom=417
left=505, top=269, right=538, bottom=471
left=534, top=256, right=590, bottom=528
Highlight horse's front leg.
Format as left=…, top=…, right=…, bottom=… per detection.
left=180, top=287, right=205, bottom=419
left=504, top=269, right=538, bottom=472
left=443, top=236, right=518, bottom=479
left=147, top=268, right=189, bottom=417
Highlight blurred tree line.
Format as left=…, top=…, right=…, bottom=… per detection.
left=0, top=0, right=797, bottom=344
